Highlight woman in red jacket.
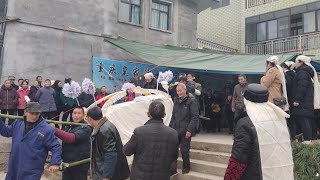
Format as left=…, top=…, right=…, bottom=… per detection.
left=17, top=80, right=30, bottom=116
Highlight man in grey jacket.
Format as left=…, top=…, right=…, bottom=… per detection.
left=169, top=83, right=199, bottom=174
left=232, top=74, right=248, bottom=126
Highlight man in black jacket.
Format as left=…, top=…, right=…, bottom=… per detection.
left=124, top=100, right=179, bottom=180
left=169, top=83, right=199, bottom=174
left=292, top=55, right=316, bottom=143
left=281, top=61, right=296, bottom=140
left=51, top=106, right=91, bottom=180
left=87, top=107, right=130, bottom=180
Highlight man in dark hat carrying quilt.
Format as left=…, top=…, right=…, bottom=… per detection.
left=224, top=84, right=294, bottom=180
left=0, top=102, right=62, bottom=180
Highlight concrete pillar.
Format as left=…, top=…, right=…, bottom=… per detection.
left=0, top=137, right=11, bottom=172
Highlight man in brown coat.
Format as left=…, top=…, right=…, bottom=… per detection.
left=261, top=56, right=283, bottom=103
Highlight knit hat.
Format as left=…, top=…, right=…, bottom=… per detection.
left=267, top=56, right=279, bottom=65
left=244, top=84, right=269, bottom=103
left=25, top=102, right=42, bottom=113
left=144, top=72, right=153, bottom=80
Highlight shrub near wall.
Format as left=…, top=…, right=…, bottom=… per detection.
left=292, top=142, right=320, bottom=180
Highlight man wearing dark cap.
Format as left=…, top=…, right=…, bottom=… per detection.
left=0, top=102, right=62, bottom=180
left=8, top=75, right=19, bottom=90
left=124, top=100, right=179, bottom=180
left=86, top=106, right=130, bottom=180
left=224, top=84, right=294, bottom=180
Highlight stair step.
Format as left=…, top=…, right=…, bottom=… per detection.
left=189, top=149, right=230, bottom=164
left=177, top=158, right=227, bottom=177
left=171, top=170, right=223, bottom=180
left=191, top=141, right=232, bottom=153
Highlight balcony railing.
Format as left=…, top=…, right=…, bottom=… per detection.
left=246, top=32, right=320, bottom=54
left=246, top=0, right=275, bottom=8
left=197, top=38, right=237, bottom=53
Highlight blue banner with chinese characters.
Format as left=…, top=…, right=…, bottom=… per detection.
left=92, top=57, right=181, bottom=92
left=92, top=57, right=254, bottom=93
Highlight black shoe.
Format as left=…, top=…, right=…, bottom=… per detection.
left=170, top=170, right=178, bottom=176
left=182, top=168, right=190, bottom=174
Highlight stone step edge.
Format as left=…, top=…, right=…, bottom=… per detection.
left=177, top=157, right=227, bottom=168
left=172, top=169, right=224, bottom=180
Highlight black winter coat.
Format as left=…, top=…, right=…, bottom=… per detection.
left=91, top=118, right=130, bottom=180
left=123, top=119, right=179, bottom=180
left=0, top=85, right=18, bottom=110
left=232, top=113, right=262, bottom=180
left=62, top=120, right=91, bottom=171
left=285, top=70, right=296, bottom=106
left=53, top=88, right=63, bottom=112
left=78, top=92, right=94, bottom=108
left=28, top=85, right=40, bottom=102
left=169, top=94, right=199, bottom=134
left=291, top=65, right=314, bottom=118
left=143, top=78, right=166, bottom=92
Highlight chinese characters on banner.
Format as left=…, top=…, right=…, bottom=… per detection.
left=92, top=57, right=181, bottom=93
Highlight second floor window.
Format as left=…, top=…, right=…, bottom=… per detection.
left=119, top=0, right=141, bottom=25
left=151, top=1, right=170, bottom=31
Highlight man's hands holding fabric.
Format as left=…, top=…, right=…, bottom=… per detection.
left=48, top=165, right=59, bottom=173
left=186, top=131, right=192, bottom=139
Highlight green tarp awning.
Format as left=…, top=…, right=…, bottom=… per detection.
left=105, top=38, right=296, bottom=74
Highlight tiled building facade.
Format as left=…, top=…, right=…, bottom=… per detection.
left=198, top=0, right=320, bottom=57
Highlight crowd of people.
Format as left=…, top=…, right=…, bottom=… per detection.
left=0, top=71, right=200, bottom=180
left=0, top=54, right=318, bottom=180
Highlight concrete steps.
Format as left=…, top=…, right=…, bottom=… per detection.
left=189, top=149, right=230, bottom=164
left=191, top=141, right=232, bottom=153
left=172, top=170, right=223, bottom=180
left=177, top=158, right=227, bottom=177
left=174, top=134, right=233, bottom=180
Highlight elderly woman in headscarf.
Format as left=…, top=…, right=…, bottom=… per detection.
left=143, top=72, right=166, bottom=92
left=260, top=56, right=289, bottom=111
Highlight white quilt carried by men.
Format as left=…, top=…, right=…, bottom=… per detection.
left=103, top=94, right=173, bottom=144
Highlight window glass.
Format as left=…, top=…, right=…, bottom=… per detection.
left=119, top=2, right=130, bottom=22
left=304, top=11, right=316, bottom=33
left=246, top=23, right=257, bottom=44
left=151, top=1, right=170, bottom=30
left=257, top=22, right=266, bottom=41
left=268, top=20, right=278, bottom=39
left=119, top=0, right=141, bottom=25
left=278, top=17, right=289, bottom=38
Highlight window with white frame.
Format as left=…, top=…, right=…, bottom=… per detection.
left=118, top=0, right=142, bottom=25
left=150, top=1, right=170, bottom=31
